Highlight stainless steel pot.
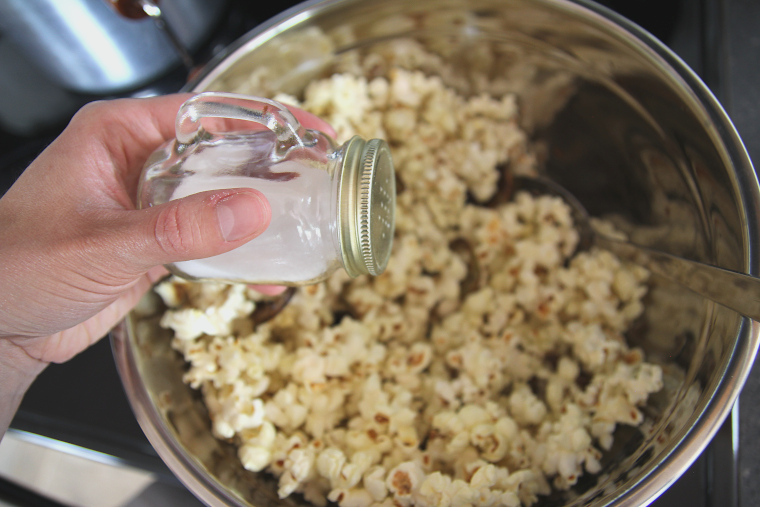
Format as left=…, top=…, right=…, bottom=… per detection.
left=0, top=0, right=228, bottom=94
left=112, top=0, right=759, bottom=505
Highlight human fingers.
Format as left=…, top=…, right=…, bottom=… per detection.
left=115, top=188, right=272, bottom=274
left=76, top=95, right=334, bottom=173
left=74, top=93, right=193, bottom=174
left=249, top=285, right=288, bottom=296
left=62, top=94, right=335, bottom=207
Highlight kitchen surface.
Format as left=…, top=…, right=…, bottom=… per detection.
left=1, top=0, right=759, bottom=506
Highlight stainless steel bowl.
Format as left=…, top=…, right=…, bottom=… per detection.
left=112, top=0, right=760, bottom=505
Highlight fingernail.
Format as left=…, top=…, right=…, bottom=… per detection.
left=216, top=192, right=270, bottom=242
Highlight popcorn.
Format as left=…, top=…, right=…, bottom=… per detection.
left=509, top=384, right=548, bottom=426
left=156, top=38, right=668, bottom=507
left=159, top=283, right=255, bottom=340
left=363, top=465, right=388, bottom=501
left=238, top=421, right=277, bottom=471
left=239, top=445, right=271, bottom=473
left=317, top=447, right=347, bottom=483
left=471, top=424, right=509, bottom=462
left=386, top=461, right=426, bottom=505
left=327, top=488, right=375, bottom=507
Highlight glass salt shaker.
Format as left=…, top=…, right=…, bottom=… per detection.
left=137, top=92, right=395, bottom=286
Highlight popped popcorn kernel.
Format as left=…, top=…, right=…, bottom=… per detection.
left=158, top=36, right=667, bottom=507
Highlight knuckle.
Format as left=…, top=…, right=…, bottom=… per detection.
left=73, top=98, right=131, bottom=126
left=70, top=100, right=122, bottom=136
left=72, top=100, right=109, bottom=123
left=152, top=202, right=197, bottom=258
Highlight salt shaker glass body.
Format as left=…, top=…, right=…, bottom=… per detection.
left=138, top=92, right=395, bottom=285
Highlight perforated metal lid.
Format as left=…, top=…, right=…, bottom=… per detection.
left=338, top=136, right=396, bottom=277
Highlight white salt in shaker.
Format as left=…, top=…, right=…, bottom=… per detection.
left=138, top=92, right=395, bottom=285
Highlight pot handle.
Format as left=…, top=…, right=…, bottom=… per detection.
left=175, top=92, right=313, bottom=155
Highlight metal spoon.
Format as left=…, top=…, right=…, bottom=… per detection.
left=513, top=175, right=760, bottom=321
left=137, top=0, right=195, bottom=70
left=250, top=287, right=296, bottom=325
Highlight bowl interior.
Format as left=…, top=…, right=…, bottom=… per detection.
left=115, top=1, right=757, bottom=506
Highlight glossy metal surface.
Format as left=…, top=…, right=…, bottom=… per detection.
left=0, top=0, right=227, bottom=94
left=113, top=0, right=760, bottom=506
left=516, top=175, right=760, bottom=323
left=598, top=236, right=760, bottom=322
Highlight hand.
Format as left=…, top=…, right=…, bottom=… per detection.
left=0, top=94, right=334, bottom=425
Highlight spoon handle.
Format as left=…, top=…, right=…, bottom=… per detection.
left=596, top=235, right=760, bottom=321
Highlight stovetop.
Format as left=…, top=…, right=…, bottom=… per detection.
left=2, top=0, right=757, bottom=505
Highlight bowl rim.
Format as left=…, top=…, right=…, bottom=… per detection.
left=111, top=321, right=248, bottom=507
left=117, top=1, right=760, bottom=506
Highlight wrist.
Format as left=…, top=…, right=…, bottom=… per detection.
left=0, top=338, right=48, bottom=437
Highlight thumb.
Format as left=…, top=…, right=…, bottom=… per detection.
left=122, top=188, right=271, bottom=273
